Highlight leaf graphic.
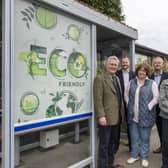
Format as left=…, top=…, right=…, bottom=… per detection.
left=52, top=97, right=58, bottom=102
left=22, top=17, right=27, bottom=21
left=28, top=6, right=35, bottom=13
left=26, top=14, right=32, bottom=22
left=25, top=8, right=34, bottom=18
left=76, top=99, right=84, bottom=111
left=46, top=105, right=56, bottom=117
left=19, top=52, right=30, bottom=61
left=56, top=107, right=63, bottom=116
left=49, top=93, right=55, bottom=96
left=21, top=10, right=28, bottom=16
left=21, top=11, right=32, bottom=21
left=26, top=22, right=30, bottom=29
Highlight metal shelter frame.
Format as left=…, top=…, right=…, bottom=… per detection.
left=2, top=0, right=138, bottom=168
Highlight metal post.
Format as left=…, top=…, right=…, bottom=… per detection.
left=74, top=122, right=80, bottom=143
left=129, top=40, right=136, bottom=71
left=2, top=0, right=14, bottom=167
left=15, top=135, right=20, bottom=167
left=90, top=24, right=97, bottom=168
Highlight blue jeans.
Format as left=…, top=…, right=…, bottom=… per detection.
left=129, top=121, right=152, bottom=160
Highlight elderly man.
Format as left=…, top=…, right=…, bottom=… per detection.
left=94, top=56, right=125, bottom=168
left=150, top=56, right=168, bottom=153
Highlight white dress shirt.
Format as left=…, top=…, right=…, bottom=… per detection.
left=122, top=70, right=129, bottom=92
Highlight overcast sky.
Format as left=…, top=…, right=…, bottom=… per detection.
left=121, top=0, right=168, bottom=53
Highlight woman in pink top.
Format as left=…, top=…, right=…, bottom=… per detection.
left=125, top=64, right=159, bottom=168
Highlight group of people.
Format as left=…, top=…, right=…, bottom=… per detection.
left=93, top=55, right=168, bottom=168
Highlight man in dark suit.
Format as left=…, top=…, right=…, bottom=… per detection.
left=116, top=56, right=135, bottom=152
left=150, top=56, right=168, bottom=153
left=94, top=56, right=125, bottom=168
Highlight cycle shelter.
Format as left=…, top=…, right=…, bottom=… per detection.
left=2, top=0, right=138, bottom=167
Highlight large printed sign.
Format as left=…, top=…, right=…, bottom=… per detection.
left=14, top=0, right=92, bottom=127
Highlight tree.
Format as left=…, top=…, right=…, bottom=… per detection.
left=77, top=0, right=125, bottom=22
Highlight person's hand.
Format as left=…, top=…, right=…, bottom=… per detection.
left=98, top=117, right=107, bottom=126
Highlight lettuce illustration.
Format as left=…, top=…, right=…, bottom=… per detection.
left=20, top=92, right=39, bottom=115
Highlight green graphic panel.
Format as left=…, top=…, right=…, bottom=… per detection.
left=49, top=49, right=67, bottom=77
left=20, top=92, right=39, bottom=115
left=36, top=7, right=57, bottom=29
left=19, top=45, right=47, bottom=77
left=67, top=24, right=80, bottom=41
left=68, top=52, right=87, bottom=78
left=46, top=91, right=83, bottom=118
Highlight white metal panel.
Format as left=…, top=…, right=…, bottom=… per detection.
left=2, top=0, right=15, bottom=167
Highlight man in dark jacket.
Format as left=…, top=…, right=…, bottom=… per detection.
left=150, top=56, right=168, bottom=153
left=116, top=56, right=135, bottom=152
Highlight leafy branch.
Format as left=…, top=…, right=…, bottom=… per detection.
left=21, top=6, right=35, bottom=29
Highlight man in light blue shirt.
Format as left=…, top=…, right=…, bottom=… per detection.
left=150, top=56, right=168, bottom=154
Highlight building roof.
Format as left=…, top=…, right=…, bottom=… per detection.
left=135, top=43, right=168, bottom=57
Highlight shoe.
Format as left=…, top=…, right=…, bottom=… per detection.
left=142, top=160, right=149, bottom=167
left=153, top=146, right=161, bottom=153
left=127, top=157, right=139, bottom=164
left=111, top=164, right=125, bottom=168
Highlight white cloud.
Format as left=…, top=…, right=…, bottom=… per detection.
left=122, top=0, right=168, bottom=53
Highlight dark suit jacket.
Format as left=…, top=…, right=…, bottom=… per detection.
left=150, top=71, right=168, bottom=89
left=116, top=69, right=135, bottom=99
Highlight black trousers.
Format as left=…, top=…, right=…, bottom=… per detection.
left=156, top=107, right=162, bottom=145
left=98, top=123, right=120, bottom=168
left=124, top=101, right=131, bottom=151
left=161, top=118, right=168, bottom=168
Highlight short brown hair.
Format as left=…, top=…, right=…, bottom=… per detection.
left=135, top=63, right=150, bottom=77
left=121, top=55, right=129, bottom=60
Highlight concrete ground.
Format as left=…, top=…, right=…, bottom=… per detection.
left=115, top=127, right=162, bottom=168
left=1, top=127, right=162, bottom=168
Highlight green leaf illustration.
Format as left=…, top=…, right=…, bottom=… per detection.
left=46, top=105, right=56, bottom=118
left=26, top=22, right=30, bottom=29
left=49, top=93, right=55, bottom=96
left=56, top=107, right=63, bottom=116
left=25, top=8, right=34, bottom=18
left=28, top=6, right=35, bottom=13
left=21, top=11, right=32, bottom=21
left=36, top=7, right=57, bottom=29
left=22, top=17, right=27, bottom=21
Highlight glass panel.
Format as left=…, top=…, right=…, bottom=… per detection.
left=135, top=53, right=149, bottom=65
left=14, top=0, right=92, bottom=167
left=19, top=121, right=90, bottom=168
left=0, top=0, right=2, bottom=166
left=14, top=0, right=92, bottom=132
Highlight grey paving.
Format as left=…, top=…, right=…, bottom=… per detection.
left=17, top=135, right=90, bottom=168
left=115, top=127, right=162, bottom=168
left=1, top=127, right=162, bottom=168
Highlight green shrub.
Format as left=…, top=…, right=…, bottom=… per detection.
left=77, top=0, right=125, bottom=22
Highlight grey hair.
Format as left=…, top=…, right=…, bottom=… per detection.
left=152, top=56, right=164, bottom=65
left=105, top=56, right=119, bottom=65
